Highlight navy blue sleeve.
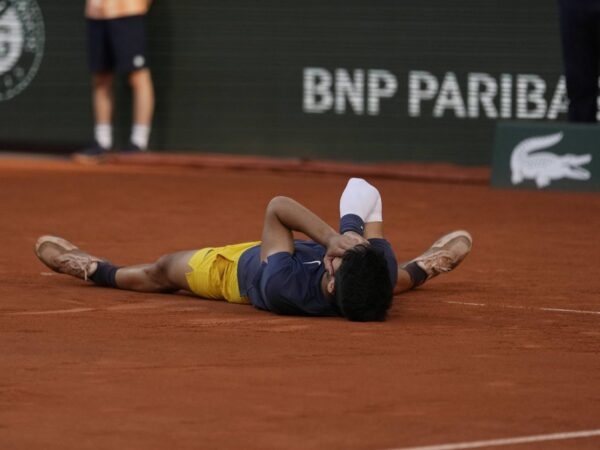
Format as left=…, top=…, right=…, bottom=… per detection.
left=368, top=238, right=398, bottom=288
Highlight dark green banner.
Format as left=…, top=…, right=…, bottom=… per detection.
left=0, top=1, right=570, bottom=164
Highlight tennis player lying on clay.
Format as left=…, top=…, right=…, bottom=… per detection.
left=35, top=178, right=472, bottom=322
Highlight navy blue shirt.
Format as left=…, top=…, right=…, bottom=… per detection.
left=237, top=239, right=398, bottom=317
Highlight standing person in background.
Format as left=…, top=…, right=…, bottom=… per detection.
left=558, top=0, right=600, bottom=122
left=77, top=0, right=154, bottom=161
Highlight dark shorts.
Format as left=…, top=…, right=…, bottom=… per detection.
left=86, top=15, right=148, bottom=74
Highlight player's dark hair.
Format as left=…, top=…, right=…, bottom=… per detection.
left=334, top=244, right=393, bottom=322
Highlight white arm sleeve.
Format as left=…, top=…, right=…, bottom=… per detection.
left=339, top=178, right=382, bottom=222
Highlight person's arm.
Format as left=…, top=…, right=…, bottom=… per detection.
left=260, top=196, right=363, bottom=266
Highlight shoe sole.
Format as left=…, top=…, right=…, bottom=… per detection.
left=35, top=235, right=78, bottom=258
left=431, top=230, right=472, bottom=250
left=35, top=236, right=104, bottom=280
left=35, top=235, right=80, bottom=272
left=428, top=230, right=473, bottom=272
left=410, top=230, right=473, bottom=282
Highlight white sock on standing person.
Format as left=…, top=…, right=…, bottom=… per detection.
left=130, top=124, right=151, bottom=150
left=94, top=123, right=113, bottom=150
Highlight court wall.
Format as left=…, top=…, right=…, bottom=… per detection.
left=0, top=1, right=565, bottom=164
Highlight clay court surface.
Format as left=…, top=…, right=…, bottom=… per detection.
left=1, top=155, right=599, bottom=450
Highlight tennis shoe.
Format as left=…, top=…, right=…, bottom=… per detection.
left=410, top=230, right=472, bottom=281
left=122, top=142, right=147, bottom=153
left=35, top=235, right=103, bottom=281
left=72, top=142, right=109, bottom=164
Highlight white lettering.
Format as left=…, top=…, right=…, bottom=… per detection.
left=433, top=72, right=466, bottom=118
left=367, top=69, right=397, bottom=115
left=303, top=67, right=333, bottom=113
left=500, top=74, right=512, bottom=118
left=335, top=68, right=364, bottom=114
left=408, top=71, right=438, bottom=117
left=304, top=67, right=571, bottom=121
left=547, top=76, right=568, bottom=119
left=468, top=73, right=498, bottom=118
left=516, top=74, right=546, bottom=119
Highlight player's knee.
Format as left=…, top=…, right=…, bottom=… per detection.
left=128, top=68, right=150, bottom=87
left=93, top=73, right=113, bottom=88
left=147, top=254, right=174, bottom=287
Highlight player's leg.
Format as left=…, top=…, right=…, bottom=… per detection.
left=35, top=236, right=193, bottom=293
left=558, top=3, right=599, bottom=122
left=86, top=18, right=115, bottom=152
left=111, top=14, right=154, bottom=150
left=337, top=179, right=473, bottom=294
left=129, top=68, right=154, bottom=125
left=128, top=68, right=154, bottom=150
left=395, top=230, right=472, bottom=294
left=394, top=270, right=414, bottom=294
left=113, top=251, right=194, bottom=292
left=92, top=72, right=114, bottom=123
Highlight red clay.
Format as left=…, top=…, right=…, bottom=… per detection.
left=1, top=157, right=599, bottom=450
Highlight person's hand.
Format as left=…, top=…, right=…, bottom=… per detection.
left=323, top=232, right=368, bottom=275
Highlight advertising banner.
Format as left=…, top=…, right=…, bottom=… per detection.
left=0, top=1, right=570, bottom=165
left=492, top=122, right=598, bottom=191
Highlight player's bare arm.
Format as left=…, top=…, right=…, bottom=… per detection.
left=260, top=196, right=364, bottom=267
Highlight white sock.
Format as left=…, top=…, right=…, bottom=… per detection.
left=94, top=124, right=112, bottom=149
left=130, top=124, right=151, bottom=150
left=339, top=178, right=381, bottom=221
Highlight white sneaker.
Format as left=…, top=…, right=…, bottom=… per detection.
left=35, top=235, right=103, bottom=280
left=410, top=230, right=472, bottom=281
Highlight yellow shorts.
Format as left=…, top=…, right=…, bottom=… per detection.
left=185, top=241, right=260, bottom=304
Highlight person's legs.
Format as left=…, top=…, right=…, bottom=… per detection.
left=394, top=230, right=472, bottom=294
left=92, top=72, right=114, bottom=124
left=35, top=235, right=194, bottom=294
left=128, top=67, right=154, bottom=149
left=85, top=18, right=115, bottom=152
left=558, top=3, right=599, bottom=122
left=114, top=251, right=195, bottom=292
left=394, top=270, right=414, bottom=294
left=91, top=72, right=115, bottom=149
left=109, top=14, right=154, bottom=150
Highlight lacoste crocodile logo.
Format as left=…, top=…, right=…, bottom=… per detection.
left=510, top=132, right=592, bottom=188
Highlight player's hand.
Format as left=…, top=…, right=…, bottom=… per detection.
left=324, top=232, right=368, bottom=275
